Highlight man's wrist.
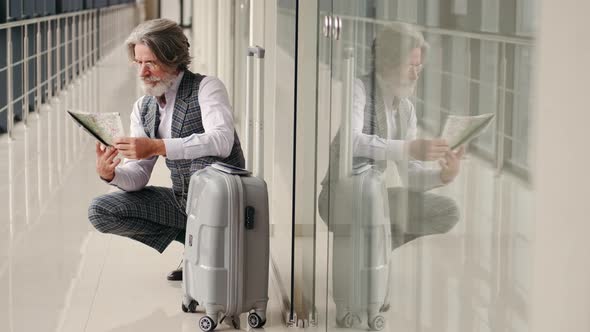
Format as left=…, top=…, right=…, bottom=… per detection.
left=99, top=173, right=115, bottom=183
left=152, top=139, right=167, bottom=157
left=439, top=171, right=454, bottom=184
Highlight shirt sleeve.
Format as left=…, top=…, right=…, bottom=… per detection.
left=163, top=76, right=235, bottom=160
left=399, top=102, right=444, bottom=191
left=352, top=79, right=406, bottom=161
left=108, top=96, right=158, bottom=192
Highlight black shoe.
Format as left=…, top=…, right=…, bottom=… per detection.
left=167, top=261, right=183, bottom=281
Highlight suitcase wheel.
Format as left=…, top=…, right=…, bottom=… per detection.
left=336, top=312, right=359, bottom=328
left=248, top=312, right=266, bottom=328
left=181, top=300, right=198, bottom=313
left=199, top=316, right=217, bottom=332
left=368, top=315, right=386, bottom=331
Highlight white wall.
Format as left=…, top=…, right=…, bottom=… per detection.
left=159, top=0, right=185, bottom=23
left=159, top=0, right=179, bottom=22
left=530, top=0, right=590, bottom=331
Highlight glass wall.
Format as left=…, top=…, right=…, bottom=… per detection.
left=191, top=0, right=302, bottom=324
left=272, top=0, right=297, bottom=324
left=313, top=1, right=536, bottom=331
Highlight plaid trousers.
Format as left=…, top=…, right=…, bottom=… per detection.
left=318, top=185, right=460, bottom=249
left=88, top=186, right=186, bottom=253
left=386, top=188, right=460, bottom=250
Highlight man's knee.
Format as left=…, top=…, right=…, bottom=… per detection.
left=434, top=195, right=460, bottom=233
left=88, top=195, right=121, bottom=234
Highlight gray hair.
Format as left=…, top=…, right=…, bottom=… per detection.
left=372, top=23, right=428, bottom=74
left=125, top=19, right=191, bottom=71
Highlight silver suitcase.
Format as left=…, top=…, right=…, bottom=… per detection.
left=330, top=164, right=392, bottom=331
left=182, top=162, right=270, bottom=331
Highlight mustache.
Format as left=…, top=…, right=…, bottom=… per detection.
left=142, top=76, right=162, bottom=83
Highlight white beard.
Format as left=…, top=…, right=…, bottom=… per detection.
left=141, top=72, right=177, bottom=97
left=392, top=81, right=417, bottom=97
left=380, top=80, right=416, bottom=98
left=377, top=73, right=417, bottom=98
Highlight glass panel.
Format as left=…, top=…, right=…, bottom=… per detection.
left=291, top=1, right=324, bottom=326
left=314, top=0, right=333, bottom=329
left=272, top=0, right=297, bottom=323
left=314, top=1, right=537, bottom=332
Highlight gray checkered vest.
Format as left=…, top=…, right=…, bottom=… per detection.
left=321, top=74, right=411, bottom=185
left=140, top=71, right=245, bottom=209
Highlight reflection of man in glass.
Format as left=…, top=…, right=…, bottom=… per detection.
left=369, top=23, right=463, bottom=246
left=318, top=23, right=464, bottom=329
left=320, top=22, right=463, bottom=249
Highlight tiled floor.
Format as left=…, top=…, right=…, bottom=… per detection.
left=0, top=47, right=285, bottom=332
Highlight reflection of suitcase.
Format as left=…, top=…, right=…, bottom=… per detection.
left=182, top=162, right=269, bottom=332
left=330, top=164, right=392, bottom=331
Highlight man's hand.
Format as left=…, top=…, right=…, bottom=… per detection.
left=408, top=138, right=449, bottom=161
left=114, top=137, right=165, bottom=160
left=439, top=146, right=465, bottom=184
left=96, top=142, right=120, bottom=182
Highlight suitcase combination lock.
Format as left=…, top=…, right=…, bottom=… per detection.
left=245, top=206, right=255, bottom=229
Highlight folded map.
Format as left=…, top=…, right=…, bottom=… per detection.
left=67, top=110, right=124, bottom=147
left=441, top=113, right=495, bottom=150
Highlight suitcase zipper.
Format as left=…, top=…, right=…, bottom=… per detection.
left=227, top=174, right=244, bottom=318
left=352, top=176, right=363, bottom=313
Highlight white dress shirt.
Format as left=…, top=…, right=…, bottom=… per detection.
left=109, top=72, right=236, bottom=192
left=352, top=78, right=443, bottom=191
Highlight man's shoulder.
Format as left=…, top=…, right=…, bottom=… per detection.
left=135, top=95, right=152, bottom=105
left=198, top=74, right=221, bottom=85
left=181, top=71, right=221, bottom=92
left=196, top=75, right=228, bottom=95
left=134, top=95, right=156, bottom=113
left=182, top=70, right=208, bottom=82
left=134, top=95, right=146, bottom=104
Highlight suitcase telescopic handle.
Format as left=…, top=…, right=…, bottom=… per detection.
left=339, top=48, right=356, bottom=179
left=245, top=46, right=265, bottom=178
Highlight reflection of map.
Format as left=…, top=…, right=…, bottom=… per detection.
left=441, top=113, right=495, bottom=149
left=67, top=110, right=124, bottom=146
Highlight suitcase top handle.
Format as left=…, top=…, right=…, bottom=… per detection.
left=211, top=162, right=252, bottom=176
